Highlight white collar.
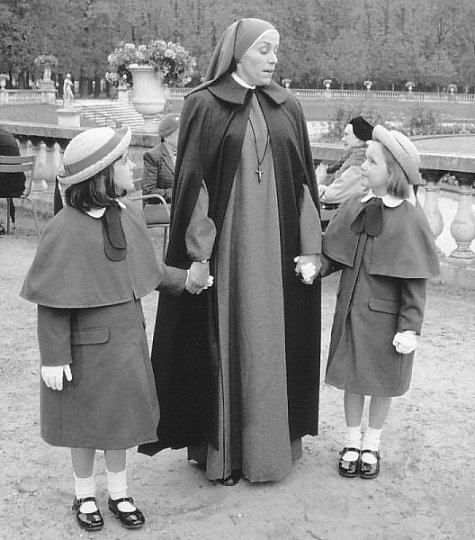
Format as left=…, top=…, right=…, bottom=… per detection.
left=231, top=72, right=256, bottom=89
left=86, top=199, right=126, bottom=219
left=361, top=188, right=416, bottom=207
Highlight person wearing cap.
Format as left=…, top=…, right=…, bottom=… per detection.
left=0, top=127, right=26, bottom=233
left=138, top=18, right=322, bottom=485
left=20, top=126, right=188, bottom=531
left=321, top=125, right=440, bottom=480
left=316, top=115, right=373, bottom=206
left=142, top=113, right=180, bottom=205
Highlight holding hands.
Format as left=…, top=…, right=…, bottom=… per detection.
left=294, top=254, right=322, bottom=285
left=185, top=261, right=214, bottom=294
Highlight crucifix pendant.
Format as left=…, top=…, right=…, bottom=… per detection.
left=256, top=167, right=263, bottom=183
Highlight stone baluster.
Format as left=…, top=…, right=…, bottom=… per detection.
left=421, top=169, right=445, bottom=257
left=54, top=140, right=69, bottom=213
left=29, top=137, right=48, bottom=192
left=448, top=172, right=475, bottom=261
left=42, top=138, right=61, bottom=194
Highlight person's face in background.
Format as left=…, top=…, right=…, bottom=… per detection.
left=165, top=129, right=179, bottom=151
left=341, top=124, right=360, bottom=148
left=113, top=151, right=135, bottom=194
left=236, top=30, right=279, bottom=87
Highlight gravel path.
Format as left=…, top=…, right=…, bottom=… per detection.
left=1, top=219, right=474, bottom=540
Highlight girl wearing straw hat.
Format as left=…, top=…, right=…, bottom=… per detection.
left=139, top=18, right=322, bottom=486
left=321, top=126, right=440, bottom=479
left=21, top=126, right=188, bottom=531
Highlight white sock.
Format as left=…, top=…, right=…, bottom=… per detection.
left=107, top=469, right=135, bottom=512
left=342, top=425, right=361, bottom=461
left=361, top=427, right=382, bottom=464
left=74, top=474, right=97, bottom=513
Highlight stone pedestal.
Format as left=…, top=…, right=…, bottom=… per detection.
left=57, top=109, right=81, bottom=127
left=117, top=87, right=130, bottom=102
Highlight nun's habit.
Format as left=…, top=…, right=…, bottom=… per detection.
left=139, top=18, right=322, bottom=483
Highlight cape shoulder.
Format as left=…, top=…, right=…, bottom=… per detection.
left=20, top=202, right=160, bottom=308
left=323, top=197, right=440, bottom=279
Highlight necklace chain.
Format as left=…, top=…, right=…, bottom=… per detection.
left=248, top=116, right=269, bottom=183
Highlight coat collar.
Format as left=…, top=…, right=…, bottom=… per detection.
left=206, top=72, right=289, bottom=106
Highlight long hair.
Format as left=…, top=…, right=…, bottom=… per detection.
left=380, top=144, right=410, bottom=199
left=65, top=163, right=117, bottom=212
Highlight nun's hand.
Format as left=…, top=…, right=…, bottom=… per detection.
left=41, top=365, right=72, bottom=391
left=186, top=261, right=210, bottom=294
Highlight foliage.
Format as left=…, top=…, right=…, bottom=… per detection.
left=403, top=106, right=440, bottom=136
left=2, top=0, right=475, bottom=92
left=108, top=40, right=196, bottom=86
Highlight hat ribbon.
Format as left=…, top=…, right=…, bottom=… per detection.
left=64, top=130, right=123, bottom=177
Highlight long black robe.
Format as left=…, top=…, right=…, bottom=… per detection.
left=139, top=74, right=321, bottom=455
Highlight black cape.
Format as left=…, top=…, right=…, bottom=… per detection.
left=139, top=74, right=321, bottom=455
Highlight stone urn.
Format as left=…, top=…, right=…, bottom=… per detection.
left=128, top=64, right=166, bottom=133
left=0, top=74, right=8, bottom=89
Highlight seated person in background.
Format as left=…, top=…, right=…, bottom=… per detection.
left=142, top=113, right=180, bottom=205
left=316, top=116, right=373, bottom=206
left=0, top=127, right=26, bottom=233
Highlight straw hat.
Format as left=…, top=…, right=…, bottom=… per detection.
left=58, top=126, right=131, bottom=186
left=372, top=125, right=423, bottom=185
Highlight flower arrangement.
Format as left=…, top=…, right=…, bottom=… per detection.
left=405, top=81, right=415, bottom=90
left=323, top=78, right=332, bottom=89
left=447, top=83, right=457, bottom=93
left=364, top=80, right=373, bottom=90
left=108, top=40, right=196, bottom=87
left=34, top=54, right=58, bottom=67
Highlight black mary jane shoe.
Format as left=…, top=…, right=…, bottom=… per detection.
left=338, top=447, right=361, bottom=478
left=72, top=497, right=104, bottom=531
left=359, top=449, right=381, bottom=479
left=221, top=469, right=242, bottom=486
left=108, top=497, right=145, bottom=529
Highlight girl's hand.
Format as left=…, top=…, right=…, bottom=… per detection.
left=41, top=365, right=72, bottom=391
left=185, top=261, right=211, bottom=294
left=392, top=331, right=418, bottom=354
left=294, top=254, right=322, bottom=285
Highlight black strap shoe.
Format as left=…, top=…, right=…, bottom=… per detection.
left=359, top=449, right=381, bottom=479
left=338, top=447, right=360, bottom=478
left=108, top=496, right=145, bottom=529
left=72, top=497, right=104, bottom=531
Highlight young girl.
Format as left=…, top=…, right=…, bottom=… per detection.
left=321, top=125, right=440, bottom=479
left=21, top=127, right=187, bottom=530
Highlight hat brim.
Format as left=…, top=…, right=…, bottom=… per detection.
left=372, top=126, right=423, bottom=185
left=58, top=126, right=132, bottom=186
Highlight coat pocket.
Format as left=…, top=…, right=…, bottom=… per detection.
left=368, top=297, right=399, bottom=315
left=71, top=328, right=110, bottom=345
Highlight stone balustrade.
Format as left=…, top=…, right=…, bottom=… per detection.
left=0, top=88, right=56, bottom=105
left=2, top=87, right=475, bottom=104
left=1, top=122, right=474, bottom=287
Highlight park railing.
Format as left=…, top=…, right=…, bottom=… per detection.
left=0, top=122, right=473, bottom=286
left=2, top=87, right=475, bottom=103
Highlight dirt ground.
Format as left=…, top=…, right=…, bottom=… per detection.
left=1, top=212, right=475, bottom=540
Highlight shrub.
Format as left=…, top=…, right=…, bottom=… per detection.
left=404, top=106, right=440, bottom=136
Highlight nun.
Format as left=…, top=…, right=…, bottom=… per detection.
left=139, top=17, right=322, bottom=485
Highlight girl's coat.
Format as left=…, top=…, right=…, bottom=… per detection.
left=322, top=195, right=439, bottom=397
